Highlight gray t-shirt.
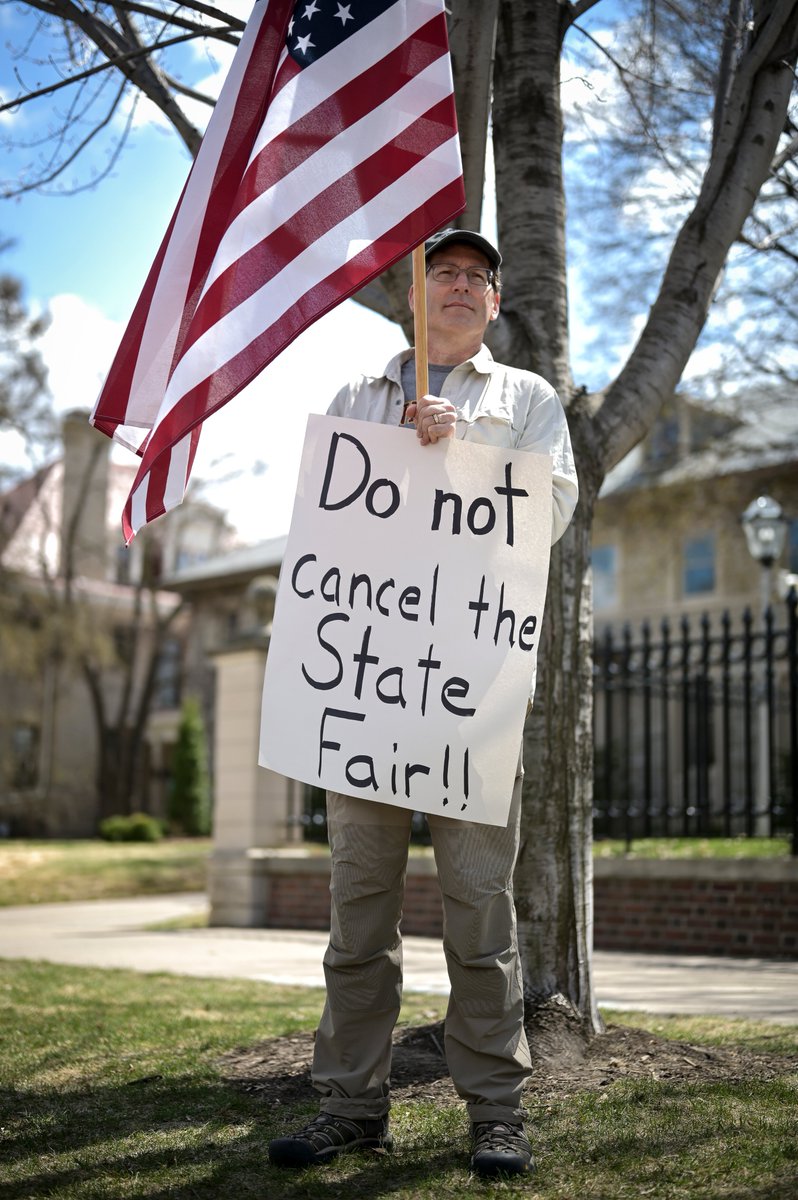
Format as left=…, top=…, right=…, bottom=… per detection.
left=399, top=358, right=452, bottom=404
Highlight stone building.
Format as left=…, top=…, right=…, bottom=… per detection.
left=591, top=395, right=798, bottom=629
left=0, top=410, right=235, bottom=836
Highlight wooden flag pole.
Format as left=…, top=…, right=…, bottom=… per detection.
left=412, top=243, right=429, bottom=404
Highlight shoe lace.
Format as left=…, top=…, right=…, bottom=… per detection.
left=297, top=1113, right=363, bottom=1149
left=473, top=1121, right=525, bottom=1152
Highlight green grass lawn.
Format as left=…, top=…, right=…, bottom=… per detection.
left=0, top=839, right=211, bottom=906
left=594, top=836, right=792, bottom=859
left=0, top=960, right=795, bottom=1199
left=0, top=835, right=790, bottom=909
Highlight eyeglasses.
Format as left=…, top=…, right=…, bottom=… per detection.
left=426, top=263, right=495, bottom=289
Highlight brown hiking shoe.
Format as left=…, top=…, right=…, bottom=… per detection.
left=470, top=1120, right=534, bottom=1177
left=268, top=1112, right=392, bottom=1168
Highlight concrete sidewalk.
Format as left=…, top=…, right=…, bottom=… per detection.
left=1, top=893, right=796, bottom=1023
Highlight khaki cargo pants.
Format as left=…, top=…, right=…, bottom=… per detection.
left=311, top=756, right=530, bottom=1124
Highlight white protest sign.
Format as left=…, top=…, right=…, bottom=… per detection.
left=259, top=415, right=552, bottom=827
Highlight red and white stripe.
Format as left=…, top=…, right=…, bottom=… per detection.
left=90, top=0, right=465, bottom=543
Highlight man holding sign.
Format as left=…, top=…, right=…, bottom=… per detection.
left=268, top=230, right=578, bottom=1177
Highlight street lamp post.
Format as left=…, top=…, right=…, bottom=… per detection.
left=741, top=495, right=788, bottom=610
left=740, top=495, right=788, bottom=836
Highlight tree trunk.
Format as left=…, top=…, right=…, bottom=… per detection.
left=492, top=0, right=572, bottom=393
left=447, top=0, right=497, bottom=231
left=516, top=403, right=604, bottom=1053
left=490, top=0, right=603, bottom=1048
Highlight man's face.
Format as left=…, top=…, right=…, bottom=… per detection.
left=411, top=244, right=500, bottom=344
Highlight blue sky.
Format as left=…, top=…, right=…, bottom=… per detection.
left=2, top=128, right=191, bottom=323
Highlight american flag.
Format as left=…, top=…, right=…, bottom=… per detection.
left=90, top=0, right=465, bottom=543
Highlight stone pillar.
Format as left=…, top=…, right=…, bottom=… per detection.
left=209, top=636, right=294, bottom=926
left=59, top=409, right=110, bottom=581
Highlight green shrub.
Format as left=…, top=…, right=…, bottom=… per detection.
left=98, top=812, right=163, bottom=842
left=168, top=697, right=211, bottom=836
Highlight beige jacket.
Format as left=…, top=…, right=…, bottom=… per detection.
left=327, top=345, right=579, bottom=544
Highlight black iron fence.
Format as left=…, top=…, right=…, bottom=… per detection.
left=593, top=591, right=798, bottom=854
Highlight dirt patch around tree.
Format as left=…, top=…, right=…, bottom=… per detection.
left=218, top=1019, right=798, bottom=1111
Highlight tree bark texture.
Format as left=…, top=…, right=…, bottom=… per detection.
left=492, top=0, right=572, bottom=393
left=447, top=0, right=498, bottom=231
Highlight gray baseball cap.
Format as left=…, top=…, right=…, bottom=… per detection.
left=424, top=228, right=502, bottom=270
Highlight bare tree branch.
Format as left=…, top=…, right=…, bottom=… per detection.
left=104, top=0, right=244, bottom=34
left=773, top=129, right=798, bottom=170
left=594, top=1, right=798, bottom=471
left=160, top=70, right=216, bottom=106
left=570, top=20, right=713, bottom=97
left=2, top=77, right=130, bottom=198
left=112, top=0, right=246, bottom=28
left=567, top=0, right=606, bottom=22
left=570, top=21, right=703, bottom=180
left=739, top=227, right=798, bottom=261
left=10, top=0, right=209, bottom=154
left=18, top=0, right=243, bottom=33
left=0, top=27, right=227, bottom=120
left=0, top=0, right=258, bottom=195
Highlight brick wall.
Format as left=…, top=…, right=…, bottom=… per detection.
left=264, top=872, right=331, bottom=930
left=257, top=851, right=446, bottom=937
left=235, top=850, right=798, bottom=959
left=592, top=859, right=798, bottom=958
left=265, top=869, right=445, bottom=936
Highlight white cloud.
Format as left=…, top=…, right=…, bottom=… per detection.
left=0, top=294, right=119, bottom=475
left=39, top=294, right=122, bottom=415
left=682, top=340, right=725, bottom=385
left=122, top=88, right=175, bottom=136
left=0, top=95, right=16, bottom=127
left=0, top=428, right=30, bottom=472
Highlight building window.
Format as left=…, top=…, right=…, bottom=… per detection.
left=683, top=534, right=715, bottom=596
left=10, top=724, right=39, bottom=789
left=174, top=547, right=208, bottom=572
left=153, top=637, right=182, bottom=710
left=789, top=518, right=798, bottom=574
left=112, top=624, right=136, bottom=667
left=115, top=544, right=131, bottom=585
left=592, top=544, right=618, bottom=610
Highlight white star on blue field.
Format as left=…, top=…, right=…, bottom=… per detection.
left=287, top=0, right=397, bottom=65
